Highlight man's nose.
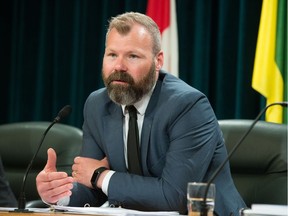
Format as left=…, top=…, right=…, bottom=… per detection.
left=114, top=56, right=128, bottom=72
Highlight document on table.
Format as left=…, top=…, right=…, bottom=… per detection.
left=52, top=205, right=180, bottom=216
left=0, top=207, right=51, bottom=212
left=242, top=204, right=288, bottom=216
left=0, top=206, right=179, bottom=215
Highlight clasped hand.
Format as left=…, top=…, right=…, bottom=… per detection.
left=36, top=148, right=109, bottom=204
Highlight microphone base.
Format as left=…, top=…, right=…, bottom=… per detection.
left=10, top=208, right=34, bottom=213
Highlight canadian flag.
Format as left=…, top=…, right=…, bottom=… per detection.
left=146, top=0, right=179, bottom=77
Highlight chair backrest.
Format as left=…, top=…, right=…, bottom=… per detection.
left=218, top=119, right=287, bottom=207
left=0, top=122, right=82, bottom=202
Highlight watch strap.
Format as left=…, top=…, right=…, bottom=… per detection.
left=90, top=166, right=108, bottom=190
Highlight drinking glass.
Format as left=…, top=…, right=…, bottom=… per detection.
left=187, top=182, right=215, bottom=216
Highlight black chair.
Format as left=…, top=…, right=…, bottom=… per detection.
left=218, top=119, right=287, bottom=207
left=0, top=122, right=82, bottom=207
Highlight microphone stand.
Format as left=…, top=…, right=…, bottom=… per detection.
left=200, top=102, right=288, bottom=216
left=13, top=105, right=72, bottom=212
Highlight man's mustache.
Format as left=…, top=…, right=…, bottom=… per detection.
left=107, top=71, right=134, bottom=85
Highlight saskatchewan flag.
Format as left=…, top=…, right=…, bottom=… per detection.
left=252, top=0, right=287, bottom=123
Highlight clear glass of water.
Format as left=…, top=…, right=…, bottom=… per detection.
left=187, top=182, right=215, bottom=216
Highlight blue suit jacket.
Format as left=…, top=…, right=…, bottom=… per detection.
left=70, top=71, right=246, bottom=215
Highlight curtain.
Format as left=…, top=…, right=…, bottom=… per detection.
left=177, top=0, right=263, bottom=119
left=0, top=0, right=263, bottom=129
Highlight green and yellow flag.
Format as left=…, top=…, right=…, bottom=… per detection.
left=252, top=0, right=287, bottom=123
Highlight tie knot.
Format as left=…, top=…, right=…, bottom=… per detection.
left=126, top=105, right=137, bottom=119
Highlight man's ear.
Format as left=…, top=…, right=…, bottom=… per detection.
left=155, top=51, right=164, bottom=71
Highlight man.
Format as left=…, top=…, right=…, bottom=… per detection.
left=0, top=156, right=17, bottom=207
left=36, top=12, right=246, bottom=215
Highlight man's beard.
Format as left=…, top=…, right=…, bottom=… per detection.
left=102, top=63, right=156, bottom=105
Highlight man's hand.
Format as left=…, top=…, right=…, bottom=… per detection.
left=72, top=157, right=109, bottom=188
left=36, top=148, right=74, bottom=204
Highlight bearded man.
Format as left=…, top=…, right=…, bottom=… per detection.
left=36, top=12, right=246, bottom=215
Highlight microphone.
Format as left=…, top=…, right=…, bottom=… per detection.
left=200, top=101, right=288, bottom=216
left=13, top=105, right=72, bottom=212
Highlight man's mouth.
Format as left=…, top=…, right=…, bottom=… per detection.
left=113, top=80, right=127, bottom=84
left=110, top=79, right=129, bottom=85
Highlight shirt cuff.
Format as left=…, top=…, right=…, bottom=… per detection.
left=57, top=196, right=70, bottom=206
left=41, top=195, right=70, bottom=206
left=101, top=170, right=115, bottom=195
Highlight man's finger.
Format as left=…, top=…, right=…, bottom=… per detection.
left=44, top=148, right=57, bottom=172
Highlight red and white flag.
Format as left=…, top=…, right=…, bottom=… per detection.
left=146, top=0, right=179, bottom=77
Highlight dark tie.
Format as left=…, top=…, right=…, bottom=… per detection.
left=126, top=105, right=142, bottom=175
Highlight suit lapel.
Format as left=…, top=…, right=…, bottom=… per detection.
left=103, top=105, right=127, bottom=172
left=140, top=77, right=163, bottom=175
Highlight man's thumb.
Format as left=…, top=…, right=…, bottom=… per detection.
left=44, top=148, right=57, bottom=172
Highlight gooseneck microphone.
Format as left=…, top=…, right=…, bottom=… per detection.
left=14, top=105, right=72, bottom=212
left=200, top=101, right=288, bottom=216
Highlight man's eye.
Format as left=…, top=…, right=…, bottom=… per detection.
left=129, top=54, right=138, bottom=59
left=108, top=53, right=116, bottom=58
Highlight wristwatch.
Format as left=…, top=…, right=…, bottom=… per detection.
left=90, top=167, right=108, bottom=190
